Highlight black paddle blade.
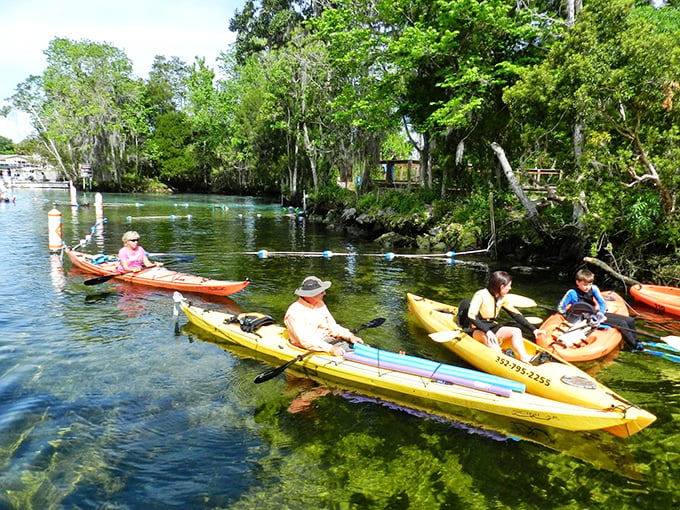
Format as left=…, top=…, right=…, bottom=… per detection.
left=352, top=317, right=386, bottom=333
left=254, top=355, right=307, bottom=384
left=83, top=274, right=118, bottom=286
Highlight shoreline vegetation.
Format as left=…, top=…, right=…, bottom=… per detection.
left=3, top=2, right=679, bottom=285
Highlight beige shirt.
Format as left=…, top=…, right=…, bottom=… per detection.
left=284, top=298, right=353, bottom=352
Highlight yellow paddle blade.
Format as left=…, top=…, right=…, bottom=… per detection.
left=525, top=316, right=544, bottom=325
left=505, top=293, right=538, bottom=308
left=429, top=330, right=464, bottom=343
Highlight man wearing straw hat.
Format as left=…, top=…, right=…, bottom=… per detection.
left=284, top=276, right=364, bottom=356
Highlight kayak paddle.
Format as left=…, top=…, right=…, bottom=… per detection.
left=83, top=256, right=195, bottom=286
left=505, top=294, right=540, bottom=308
left=640, top=341, right=680, bottom=353
left=84, top=273, right=128, bottom=286
left=605, top=323, right=680, bottom=351
left=640, top=348, right=680, bottom=364
left=253, top=317, right=386, bottom=384
left=435, top=306, right=543, bottom=325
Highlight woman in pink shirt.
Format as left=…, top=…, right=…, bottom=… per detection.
left=116, top=231, right=161, bottom=273
left=284, top=276, right=364, bottom=356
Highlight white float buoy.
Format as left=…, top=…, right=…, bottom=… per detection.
left=95, top=192, right=103, bottom=223
left=48, top=206, right=63, bottom=252
left=69, top=181, right=78, bottom=207
left=257, top=249, right=269, bottom=258
left=384, top=252, right=395, bottom=261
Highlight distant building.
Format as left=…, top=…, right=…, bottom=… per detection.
left=0, top=155, right=30, bottom=169
left=0, top=154, right=61, bottom=182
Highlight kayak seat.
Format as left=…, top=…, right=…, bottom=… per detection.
left=565, top=302, right=596, bottom=324
left=529, top=351, right=552, bottom=366
left=456, top=299, right=473, bottom=333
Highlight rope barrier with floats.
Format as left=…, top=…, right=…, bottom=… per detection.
left=126, top=214, right=193, bottom=221
left=247, top=241, right=492, bottom=261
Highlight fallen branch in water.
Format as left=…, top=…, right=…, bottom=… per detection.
left=583, top=257, right=640, bottom=286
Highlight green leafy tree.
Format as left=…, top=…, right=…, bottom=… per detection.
left=148, top=110, right=197, bottom=190
left=0, top=135, right=14, bottom=154
left=10, top=38, right=147, bottom=184
left=504, top=1, right=680, bottom=253
left=311, top=0, right=547, bottom=192
left=229, top=0, right=309, bottom=64
left=210, top=52, right=284, bottom=193
left=185, top=58, right=241, bottom=192
left=139, top=55, right=196, bottom=189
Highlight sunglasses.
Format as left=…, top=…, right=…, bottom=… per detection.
left=129, top=239, right=139, bottom=242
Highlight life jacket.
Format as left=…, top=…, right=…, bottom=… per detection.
left=565, top=298, right=597, bottom=324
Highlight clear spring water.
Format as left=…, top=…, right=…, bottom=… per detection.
left=0, top=189, right=678, bottom=509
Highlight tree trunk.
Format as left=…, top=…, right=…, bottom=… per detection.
left=565, top=0, right=582, bottom=27
left=420, top=135, right=432, bottom=188
left=490, top=142, right=542, bottom=229
left=573, top=118, right=584, bottom=162
left=301, top=121, right=318, bottom=190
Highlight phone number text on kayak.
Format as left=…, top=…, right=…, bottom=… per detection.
left=495, top=356, right=551, bottom=386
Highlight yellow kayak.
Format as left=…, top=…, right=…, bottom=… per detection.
left=407, top=293, right=656, bottom=437
left=175, top=292, right=655, bottom=437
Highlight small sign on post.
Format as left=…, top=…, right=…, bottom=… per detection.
left=79, top=164, right=92, bottom=190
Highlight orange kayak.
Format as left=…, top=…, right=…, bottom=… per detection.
left=66, top=249, right=250, bottom=296
left=630, top=284, right=680, bottom=317
left=537, top=291, right=628, bottom=362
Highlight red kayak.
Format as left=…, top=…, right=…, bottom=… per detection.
left=537, top=291, right=629, bottom=362
left=66, top=249, right=250, bottom=296
left=630, top=284, right=680, bottom=317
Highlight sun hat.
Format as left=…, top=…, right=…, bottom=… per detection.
left=294, top=276, right=332, bottom=297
